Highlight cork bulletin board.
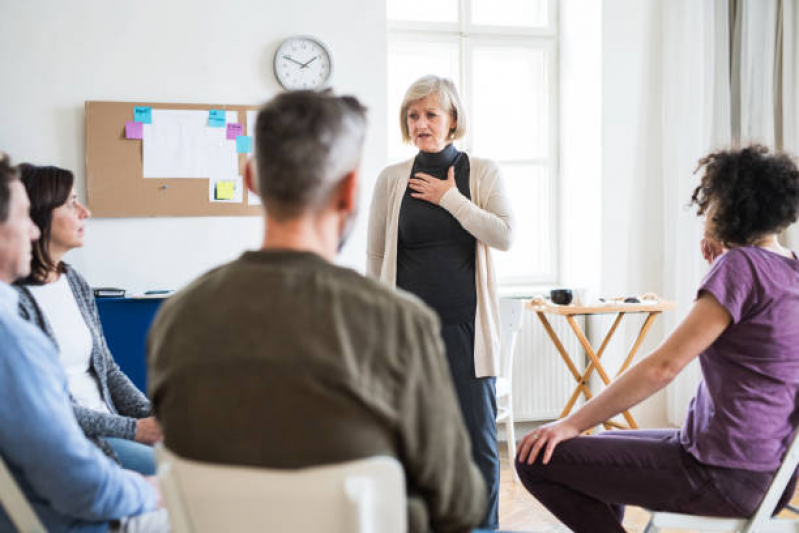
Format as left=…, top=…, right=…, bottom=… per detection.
left=85, top=100, right=262, bottom=217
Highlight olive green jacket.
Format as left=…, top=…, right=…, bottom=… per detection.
left=147, top=250, right=487, bottom=533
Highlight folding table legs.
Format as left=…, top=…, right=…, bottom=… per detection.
left=535, top=311, right=663, bottom=430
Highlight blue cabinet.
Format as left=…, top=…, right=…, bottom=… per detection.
left=95, top=298, right=164, bottom=392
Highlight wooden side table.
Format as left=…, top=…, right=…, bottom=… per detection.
left=527, top=300, right=675, bottom=430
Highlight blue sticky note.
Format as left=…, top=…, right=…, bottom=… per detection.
left=208, top=109, right=226, bottom=127
left=133, top=106, right=152, bottom=124
left=236, top=135, right=253, bottom=153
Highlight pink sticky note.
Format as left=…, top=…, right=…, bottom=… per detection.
left=226, top=123, right=243, bottom=140
left=125, top=121, right=143, bottom=140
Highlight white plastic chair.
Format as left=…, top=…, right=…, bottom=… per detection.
left=0, top=455, right=45, bottom=533
left=497, top=298, right=525, bottom=482
left=644, top=428, right=799, bottom=532
left=156, top=445, right=407, bottom=533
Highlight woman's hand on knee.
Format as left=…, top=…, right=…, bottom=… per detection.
left=135, top=417, right=163, bottom=445
left=516, top=419, right=579, bottom=465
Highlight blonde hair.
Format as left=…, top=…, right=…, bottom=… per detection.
left=399, top=75, right=467, bottom=144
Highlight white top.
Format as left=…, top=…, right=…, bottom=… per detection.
left=28, top=276, right=110, bottom=414
left=366, top=156, right=514, bottom=377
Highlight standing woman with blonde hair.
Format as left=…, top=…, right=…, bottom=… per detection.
left=367, top=74, right=513, bottom=528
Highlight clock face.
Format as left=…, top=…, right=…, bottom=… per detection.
left=274, top=36, right=332, bottom=90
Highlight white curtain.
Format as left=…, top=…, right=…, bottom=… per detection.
left=736, top=0, right=799, bottom=248
left=663, top=0, right=799, bottom=425
left=784, top=0, right=799, bottom=249
left=662, top=0, right=731, bottom=425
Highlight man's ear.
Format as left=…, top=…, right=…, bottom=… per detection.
left=335, top=169, right=359, bottom=214
left=244, top=158, right=259, bottom=195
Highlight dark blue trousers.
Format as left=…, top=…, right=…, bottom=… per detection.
left=441, top=321, right=499, bottom=529
left=515, top=429, right=796, bottom=533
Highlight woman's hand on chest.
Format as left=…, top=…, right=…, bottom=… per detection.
left=409, top=166, right=456, bottom=205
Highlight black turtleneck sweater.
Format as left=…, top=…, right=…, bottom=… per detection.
left=397, top=144, right=476, bottom=325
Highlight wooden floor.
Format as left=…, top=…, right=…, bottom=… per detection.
left=497, top=447, right=798, bottom=532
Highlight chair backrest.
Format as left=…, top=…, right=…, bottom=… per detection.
left=0, top=455, right=45, bottom=533
left=156, top=446, right=407, bottom=533
left=498, top=298, right=525, bottom=380
left=745, top=428, right=799, bottom=531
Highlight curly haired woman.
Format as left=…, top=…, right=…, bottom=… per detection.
left=515, top=145, right=799, bottom=532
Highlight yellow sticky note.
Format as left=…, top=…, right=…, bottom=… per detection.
left=215, top=181, right=235, bottom=200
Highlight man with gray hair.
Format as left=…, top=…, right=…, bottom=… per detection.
left=0, top=153, right=168, bottom=532
left=147, top=91, right=487, bottom=532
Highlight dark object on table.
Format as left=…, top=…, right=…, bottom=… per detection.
left=93, top=287, right=126, bottom=298
left=550, top=289, right=574, bottom=305
left=624, top=296, right=641, bottom=303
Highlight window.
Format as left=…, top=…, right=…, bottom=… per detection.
left=387, top=0, right=559, bottom=284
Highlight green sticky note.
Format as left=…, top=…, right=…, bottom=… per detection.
left=215, top=181, right=235, bottom=200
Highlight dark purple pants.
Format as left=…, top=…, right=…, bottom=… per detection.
left=514, top=429, right=795, bottom=533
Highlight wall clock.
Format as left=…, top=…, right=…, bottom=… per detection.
left=274, top=36, right=333, bottom=90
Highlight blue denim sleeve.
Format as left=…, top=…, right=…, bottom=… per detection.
left=0, top=318, right=157, bottom=523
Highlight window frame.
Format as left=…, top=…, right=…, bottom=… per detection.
left=387, top=0, right=561, bottom=286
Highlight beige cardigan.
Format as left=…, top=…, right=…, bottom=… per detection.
left=366, top=155, right=514, bottom=377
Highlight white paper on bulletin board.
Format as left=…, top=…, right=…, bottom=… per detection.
left=142, top=110, right=239, bottom=178
left=246, top=109, right=262, bottom=205
left=247, top=110, right=257, bottom=137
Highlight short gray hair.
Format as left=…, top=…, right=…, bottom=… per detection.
left=399, top=75, right=467, bottom=144
left=254, top=90, right=368, bottom=221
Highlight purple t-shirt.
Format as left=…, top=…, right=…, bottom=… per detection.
left=680, top=246, right=799, bottom=471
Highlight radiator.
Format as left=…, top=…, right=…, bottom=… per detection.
left=510, top=312, right=586, bottom=421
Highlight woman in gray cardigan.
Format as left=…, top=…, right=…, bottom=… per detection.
left=14, top=164, right=161, bottom=475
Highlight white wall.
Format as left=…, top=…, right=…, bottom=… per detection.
left=602, top=0, right=663, bottom=313
left=560, top=0, right=602, bottom=294
left=2, top=0, right=674, bottom=425
left=0, top=0, right=387, bottom=294
left=600, top=0, right=669, bottom=426
left=554, top=0, right=671, bottom=428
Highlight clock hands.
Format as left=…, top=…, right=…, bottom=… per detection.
left=282, top=55, right=305, bottom=67
left=284, top=54, right=320, bottom=70
left=301, top=56, right=318, bottom=69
